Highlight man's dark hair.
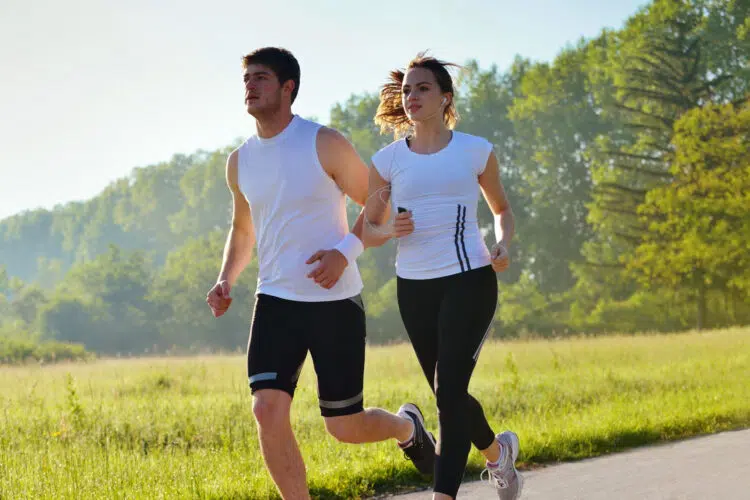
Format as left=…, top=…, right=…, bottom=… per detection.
left=242, top=47, right=301, bottom=103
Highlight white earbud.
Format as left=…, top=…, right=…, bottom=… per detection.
left=441, top=97, right=448, bottom=106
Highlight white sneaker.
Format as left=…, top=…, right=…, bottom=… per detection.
left=481, top=431, right=523, bottom=499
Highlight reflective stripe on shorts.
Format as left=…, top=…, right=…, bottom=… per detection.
left=319, top=391, right=363, bottom=410
left=249, top=372, right=278, bottom=385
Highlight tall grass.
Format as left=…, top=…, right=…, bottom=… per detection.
left=1, top=328, right=748, bottom=499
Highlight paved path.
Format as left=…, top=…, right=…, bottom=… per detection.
left=378, top=429, right=750, bottom=499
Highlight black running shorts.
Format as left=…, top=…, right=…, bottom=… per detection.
left=246, top=293, right=366, bottom=417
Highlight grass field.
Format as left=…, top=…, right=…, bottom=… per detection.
left=1, top=327, right=749, bottom=499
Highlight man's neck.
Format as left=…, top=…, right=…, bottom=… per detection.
left=256, top=109, right=295, bottom=139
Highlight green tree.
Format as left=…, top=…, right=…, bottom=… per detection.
left=629, top=101, right=750, bottom=328
left=0, top=266, right=7, bottom=295
left=574, top=0, right=750, bottom=330
left=37, top=296, right=102, bottom=349
left=0, top=266, right=9, bottom=325
left=329, top=93, right=391, bottom=163
left=169, top=147, right=238, bottom=239
left=40, top=245, right=156, bottom=353
left=587, top=0, right=750, bottom=264
left=9, top=284, right=48, bottom=326
left=0, top=209, right=64, bottom=283
left=149, top=230, right=257, bottom=351
left=510, top=42, right=614, bottom=294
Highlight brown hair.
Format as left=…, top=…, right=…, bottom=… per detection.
left=374, top=52, right=461, bottom=137
left=242, top=47, right=301, bottom=104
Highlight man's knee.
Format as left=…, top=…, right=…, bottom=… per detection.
left=252, top=390, right=292, bottom=429
left=324, top=412, right=365, bottom=444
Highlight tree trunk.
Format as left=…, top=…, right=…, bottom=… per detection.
left=697, top=281, right=707, bottom=331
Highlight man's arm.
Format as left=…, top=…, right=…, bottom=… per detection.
left=317, top=127, right=369, bottom=238
left=218, top=150, right=256, bottom=286
left=206, top=150, right=256, bottom=316
left=304, top=127, right=369, bottom=290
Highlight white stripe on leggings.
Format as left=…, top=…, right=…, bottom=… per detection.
left=473, top=300, right=498, bottom=361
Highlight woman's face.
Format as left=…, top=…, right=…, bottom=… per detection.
left=402, top=67, right=447, bottom=122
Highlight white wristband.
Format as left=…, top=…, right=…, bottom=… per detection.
left=333, top=233, right=364, bottom=264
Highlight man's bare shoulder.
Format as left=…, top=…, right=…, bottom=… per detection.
left=225, top=148, right=241, bottom=185
left=316, top=126, right=352, bottom=151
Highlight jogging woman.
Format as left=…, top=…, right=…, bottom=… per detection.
left=363, top=53, right=522, bottom=500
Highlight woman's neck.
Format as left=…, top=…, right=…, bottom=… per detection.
left=408, top=121, right=452, bottom=154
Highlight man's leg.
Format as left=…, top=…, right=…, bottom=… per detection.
left=253, top=389, right=309, bottom=500
left=247, top=294, right=311, bottom=499
left=323, top=408, right=411, bottom=444
left=307, top=295, right=434, bottom=469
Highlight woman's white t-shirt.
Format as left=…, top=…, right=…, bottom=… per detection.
left=371, top=131, right=494, bottom=280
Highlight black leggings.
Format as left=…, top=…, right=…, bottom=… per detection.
left=397, top=265, right=498, bottom=497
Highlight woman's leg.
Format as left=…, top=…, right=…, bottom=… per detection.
left=432, top=266, right=498, bottom=498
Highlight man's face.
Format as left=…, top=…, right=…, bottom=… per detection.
left=243, top=64, right=283, bottom=117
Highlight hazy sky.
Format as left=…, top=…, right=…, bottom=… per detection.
left=0, top=0, right=647, bottom=221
